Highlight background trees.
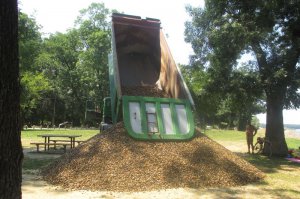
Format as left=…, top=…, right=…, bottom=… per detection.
left=19, top=3, right=112, bottom=127
left=181, top=63, right=263, bottom=130
left=41, top=30, right=84, bottom=126
left=75, top=2, right=111, bottom=124
left=19, top=11, right=51, bottom=127
left=185, top=0, right=300, bottom=155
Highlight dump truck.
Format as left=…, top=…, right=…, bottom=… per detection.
left=108, top=13, right=195, bottom=140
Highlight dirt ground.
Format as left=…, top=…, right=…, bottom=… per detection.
left=21, top=169, right=278, bottom=199
left=23, top=166, right=299, bottom=199
left=22, top=131, right=300, bottom=199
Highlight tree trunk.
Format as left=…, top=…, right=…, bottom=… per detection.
left=264, top=92, right=288, bottom=156
left=0, top=1, right=23, bottom=199
left=52, top=95, right=56, bottom=127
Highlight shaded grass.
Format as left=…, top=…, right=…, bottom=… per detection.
left=23, top=157, right=54, bottom=170
left=247, top=155, right=300, bottom=197
left=245, top=155, right=299, bottom=173
left=203, top=129, right=300, bottom=198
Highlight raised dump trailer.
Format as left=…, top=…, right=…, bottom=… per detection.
left=108, top=13, right=195, bottom=140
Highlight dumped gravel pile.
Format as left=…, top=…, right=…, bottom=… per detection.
left=122, top=85, right=169, bottom=98
left=42, top=123, right=264, bottom=192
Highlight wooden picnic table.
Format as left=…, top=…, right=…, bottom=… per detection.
left=37, top=134, right=82, bottom=151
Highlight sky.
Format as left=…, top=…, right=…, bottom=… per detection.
left=19, top=0, right=203, bottom=64
left=19, top=0, right=299, bottom=125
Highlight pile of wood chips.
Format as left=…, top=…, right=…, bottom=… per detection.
left=42, top=123, right=264, bottom=192
left=122, top=85, right=170, bottom=98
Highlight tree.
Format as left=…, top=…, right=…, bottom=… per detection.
left=181, top=64, right=263, bottom=130
left=19, top=11, right=42, bottom=72
left=18, top=11, right=51, bottom=127
left=213, top=67, right=264, bottom=130
left=40, top=30, right=84, bottom=125
left=180, top=65, right=218, bottom=127
left=185, top=0, right=300, bottom=155
left=75, top=2, right=111, bottom=112
left=20, top=72, right=51, bottom=126
left=33, top=3, right=112, bottom=127
left=0, top=0, right=23, bottom=198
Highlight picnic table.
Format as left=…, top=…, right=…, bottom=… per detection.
left=31, top=134, right=82, bottom=153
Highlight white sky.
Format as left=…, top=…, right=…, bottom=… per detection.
left=257, top=110, right=300, bottom=125
left=19, top=0, right=203, bottom=64
left=19, top=0, right=300, bottom=125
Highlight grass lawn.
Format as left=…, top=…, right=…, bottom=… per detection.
left=203, top=128, right=300, bottom=149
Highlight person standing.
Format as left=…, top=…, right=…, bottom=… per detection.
left=246, top=124, right=257, bottom=154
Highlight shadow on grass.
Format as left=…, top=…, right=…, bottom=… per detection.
left=23, top=157, right=55, bottom=170
left=191, top=186, right=300, bottom=198
left=235, top=152, right=300, bottom=173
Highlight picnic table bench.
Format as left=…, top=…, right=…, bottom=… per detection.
left=30, top=134, right=83, bottom=153
left=49, top=139, right=83, bottom=145
left=30, top=142, right=71, bottom=152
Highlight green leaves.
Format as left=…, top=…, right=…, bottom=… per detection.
left=76, top=2, right=110, bottom=32
left=20, top=71, right=51, bottom=119
left=19, top=12, right=42, bottom=72
left=19, top=3, right=113, bottom=126
left=184, top=0, right=299, bottom=143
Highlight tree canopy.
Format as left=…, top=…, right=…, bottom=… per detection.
left=19, top=11, right=51, bottom=127
left=19, top=3, right=112, bottom=127
left=185, top=0, right=300, bottom=155
left=186, top=0, right=300, bottom=155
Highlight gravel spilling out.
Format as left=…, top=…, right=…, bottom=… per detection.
left=42, top=123, right=264, bottom=192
